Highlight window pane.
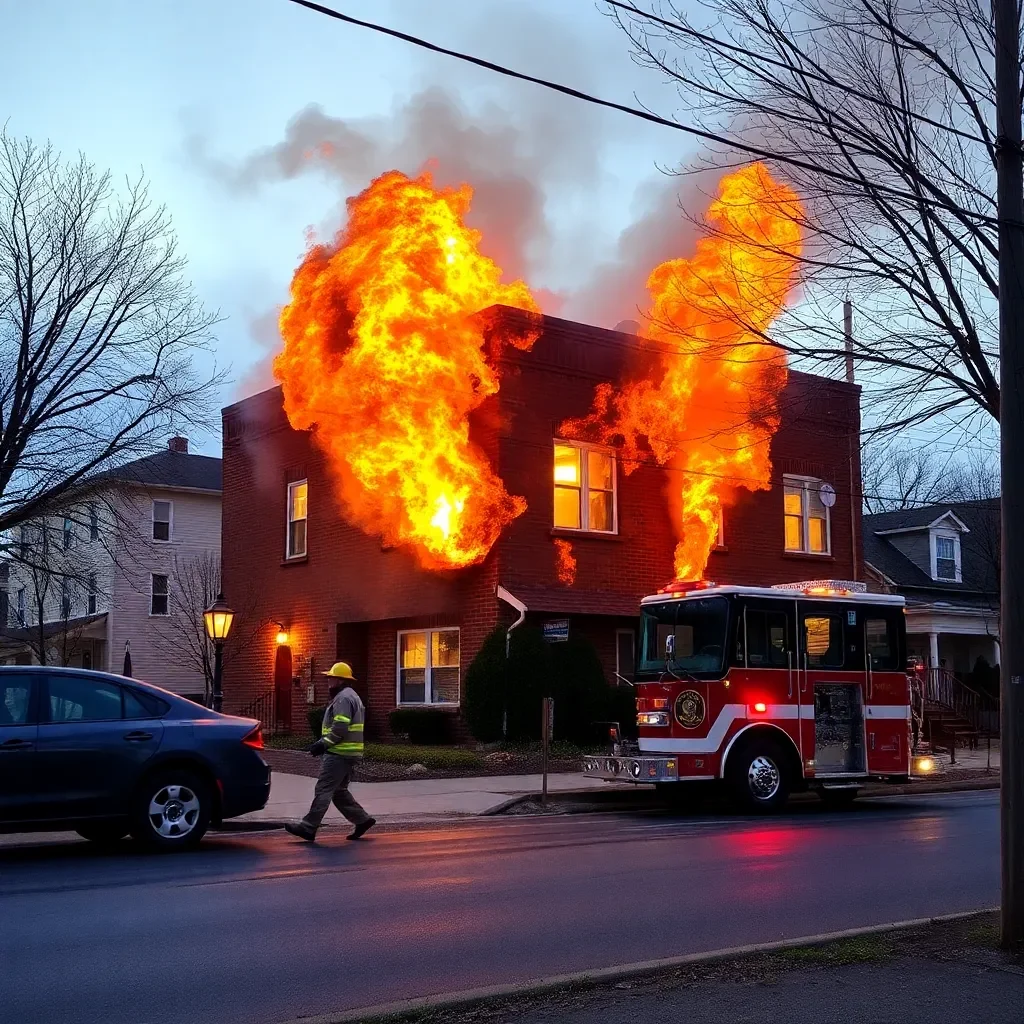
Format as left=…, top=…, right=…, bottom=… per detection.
left=785, top=514, right=803, bottom=551
left=553, top=445, right=581, bottom=485
left=431, top=667, right=459, bottom=704
left=288, top=519, right=307, bottom=558
left=1, top=678, right=32, bottom=725
left=865, top=618, right=892, bottom=669
left=153, top=501, right=171, bottom=542
left=48, top=675, right=123, bottom=723
left=784, top=487, right=803, bottom=515
left=153, top=520, right=170, bottom=542
left=151, top=574, right=168, bottom=616
left=936, top=557, right=957, bottom=580
left=399, top=669, right=426, bottom=704
left=124, top=689, right=152, bottom=719
left=554, top=486, right=581, bottom=529
left=804, top=615, right=843, bottom=668
left=936, top=536, right=955, bottom=559
left=807, top=488, right=826, bottom=516
left=587, top=450, right=613, bottom=491
left=400, top=632, right=427, bottom=669
left=809, top=516, right=828, bottom=553
left=289, top=482, right=308, bottom=521
left=432, top=629, right=460, bottom=668
left=588, top=489, right=613, bottom=531
left=747, top=609, right=790, bottom=668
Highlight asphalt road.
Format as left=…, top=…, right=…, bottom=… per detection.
left=0, top=791, right=999, bottom=1024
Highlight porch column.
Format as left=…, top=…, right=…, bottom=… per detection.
left=928, top=632, right=940, bottom=669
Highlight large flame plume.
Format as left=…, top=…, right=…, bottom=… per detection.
left=564, top=163, right=803, bottom=580
left=276, top=170, right=540, bottom=569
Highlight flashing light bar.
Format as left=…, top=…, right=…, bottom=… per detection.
left=657, top=579, right=718, bottom=595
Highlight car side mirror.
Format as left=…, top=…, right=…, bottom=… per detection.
left=665, top=633, right=675, bottom=662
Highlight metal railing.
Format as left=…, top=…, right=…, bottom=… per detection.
left=925, top=667, right=1000, bottom=739
left=235, top=688, right=281, bottom=736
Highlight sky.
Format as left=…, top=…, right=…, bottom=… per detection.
left=6, top=0, right=716, bottom=456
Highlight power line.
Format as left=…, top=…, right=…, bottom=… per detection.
left=282, top=0, right=997, bottom=226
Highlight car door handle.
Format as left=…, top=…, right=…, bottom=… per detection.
left=123, top=731, right=154, bottom=742
left=0, top=738, right=33, bottom=750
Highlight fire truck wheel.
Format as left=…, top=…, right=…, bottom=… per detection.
left=727, top=738, right=792, bottom=812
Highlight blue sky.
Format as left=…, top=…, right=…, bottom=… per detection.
left=8, top=0, right=701, bottom=454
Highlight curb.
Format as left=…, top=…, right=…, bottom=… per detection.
left=284, top=908, right=998, bottom=1023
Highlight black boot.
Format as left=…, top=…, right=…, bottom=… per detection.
left=347, top=817, right=376, bottom=841
left=285, top=822, right=316, bottom=842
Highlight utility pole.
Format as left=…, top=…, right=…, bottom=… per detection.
left=993, top=0, right=1024, bottom=948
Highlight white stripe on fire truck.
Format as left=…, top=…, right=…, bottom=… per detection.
left=638, top=704, right=747, bottom=753
left=865, top=705, right=912, bottom=719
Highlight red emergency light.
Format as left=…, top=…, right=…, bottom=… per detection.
left=657, top=579, right=718, bottom=595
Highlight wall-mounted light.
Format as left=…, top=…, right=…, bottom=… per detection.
left=275, top=622, right=289, bottom=645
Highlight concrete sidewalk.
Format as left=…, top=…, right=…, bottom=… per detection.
left=237, top=771, right=623, bottom=825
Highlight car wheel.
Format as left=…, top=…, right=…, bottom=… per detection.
left=819, top=788, right=859, bottom=809
left=76, top=824, right=129, bottom=845
left=727, top=738, right=791, bottom=812
left=130, top=770, right=210, bottom=850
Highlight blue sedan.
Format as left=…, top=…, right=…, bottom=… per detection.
left=0, top=666, right=270, bottom=850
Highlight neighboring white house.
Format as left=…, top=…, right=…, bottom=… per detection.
left=863, top=499, right=1000, bottom=677
left=0, top=437, right=222, bottom=700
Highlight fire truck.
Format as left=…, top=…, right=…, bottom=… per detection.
left=583, top=579, right=932, bottom=811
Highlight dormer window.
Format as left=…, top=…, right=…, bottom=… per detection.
left=931, top=531, right=961, bottom=582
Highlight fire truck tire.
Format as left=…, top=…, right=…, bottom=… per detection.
left=726, top=737, right=792, bottom=812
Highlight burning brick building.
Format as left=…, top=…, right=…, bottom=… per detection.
left=220, top=307, right=864, bottom=737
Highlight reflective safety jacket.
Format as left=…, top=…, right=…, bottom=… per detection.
left=321, top=687, right=365, bottom=758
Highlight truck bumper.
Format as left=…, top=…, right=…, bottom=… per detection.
left=581, top=755, right=679, bottom=783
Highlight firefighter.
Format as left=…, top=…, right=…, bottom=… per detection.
left=285, top=662, right=376, bottom=842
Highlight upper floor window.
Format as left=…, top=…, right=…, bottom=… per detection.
left=89, top=504, right=99, bottom=542
left=16, top=587, right=25, bottom=624
left=553, top=441, right=616, bottom=533
left=60, top=579, right=72, bottom=620
left=287, top=480, right=308, bottom=559
left=784, top=476, right=831, bottom=555
left=151, top=574, right=169, bottom=616
left=152, top=500, right=172, bottom=542
left=63, top=516, right=75, bottom=550
left=87, top=573, right=98, bottom=616
left=931, top=532, right=961, bottom=582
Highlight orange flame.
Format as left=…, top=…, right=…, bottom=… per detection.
left=554, top=538, right=577, bottom=585
left=565, top=163, right=803, bottom=580
left=275, top=170, right=540, bottom=569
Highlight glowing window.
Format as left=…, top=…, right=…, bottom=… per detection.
left=553, top=441, right=616, bottom=533
left=397, top=628, right=460, bottom=705
left=286, top=480, right=308, bottom=559
left=783, top=476, right=831, bottom=554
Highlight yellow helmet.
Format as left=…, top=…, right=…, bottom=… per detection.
left=323, top=661, right=356, bottom=680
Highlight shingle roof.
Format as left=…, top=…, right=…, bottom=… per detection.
left=862, top=499, right=999, bottom=595
left=99, top=450, right=222, bottom=493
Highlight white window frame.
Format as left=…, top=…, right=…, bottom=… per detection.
left=553, top=439, right=618, bottom=534
left=150, top=573, right=169, bottom=616
left=152, top=499, right=173, bottom=543
left=16, top=587, right=25, bottom=624
left=395, top=627, right=461, bottom=706
left=930, top=530, right=962, bottom=583
left=783, top=475, right=831, bottom=555
left=63, top=516, right=75, bottom=550
left=715, top=507, right=726, bottom=549
left=286, top=479, right=308, bottom=559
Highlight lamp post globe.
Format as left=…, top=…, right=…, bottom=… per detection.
left=204, top=592, right=234, bottom=712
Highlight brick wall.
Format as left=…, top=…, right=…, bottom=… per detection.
left=221, top=308, right=862, bottom=735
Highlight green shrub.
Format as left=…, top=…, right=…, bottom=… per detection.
left=606, top=683, right=639, bottom=741
left=463, top=625, right=552, bottom=742
left=549, top=634, right=612, bottom=746
left=307, top=705, right=326, bottom=737
left=388, top=707, right=456, bottom=745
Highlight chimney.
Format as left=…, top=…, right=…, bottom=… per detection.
left=614, top=319, right=640, bottom=336
left=168, top=436, right=189, bottom=454
left=843, top=300, right=855, bottom=384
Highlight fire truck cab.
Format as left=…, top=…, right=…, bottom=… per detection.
left=583, top=579, right=922, bottom=811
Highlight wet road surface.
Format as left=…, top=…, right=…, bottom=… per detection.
left=0, top=791, right=998, bottom=1023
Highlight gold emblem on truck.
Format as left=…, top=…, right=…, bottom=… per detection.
left=674, top=689, right=706, bottom=729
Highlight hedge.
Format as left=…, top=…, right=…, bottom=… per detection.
left=388, top=707, right=456, bottom=745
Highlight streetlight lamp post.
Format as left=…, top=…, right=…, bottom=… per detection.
left=203, top=592, right=235, bottom=713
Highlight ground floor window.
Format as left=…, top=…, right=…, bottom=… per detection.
left=397, top=628, right=460, bottom=705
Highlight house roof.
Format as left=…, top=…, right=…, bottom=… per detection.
left=862, top=499, right=999, bottom=595
left=96, top=450, right=222, bottom=493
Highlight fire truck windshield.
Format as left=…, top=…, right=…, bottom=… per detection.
left=638, top=597, right=729, bottom=678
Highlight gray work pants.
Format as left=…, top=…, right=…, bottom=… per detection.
left=301, top=754, right=370, bottom=830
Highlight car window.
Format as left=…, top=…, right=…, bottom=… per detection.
left=0, top=676, right=33, bottom=725
left=124, top=688, right=168, bottom=719
left=47, top=675, right=123, bottom=723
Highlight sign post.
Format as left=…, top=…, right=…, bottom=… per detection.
left=541, top=697, right=554, bottom=805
